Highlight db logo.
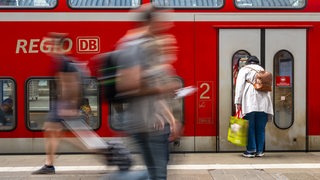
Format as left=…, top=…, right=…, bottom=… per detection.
left=77, top=36, right=100, bottom=53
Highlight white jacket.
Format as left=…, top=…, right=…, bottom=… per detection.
left=234, top=64, right=273, bottom=116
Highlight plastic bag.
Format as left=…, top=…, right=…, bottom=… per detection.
left=227, top=110, right=249, bottom=146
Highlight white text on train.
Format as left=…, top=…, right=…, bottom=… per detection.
left=16, top=38, right=72, bottom=54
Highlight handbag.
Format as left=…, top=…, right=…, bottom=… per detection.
left=227, top=110, right=249, bottom=146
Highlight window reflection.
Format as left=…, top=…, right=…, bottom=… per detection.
left=152, top=0, right=223, bottom=8
left=0, top=0, right=57, bottom=7
left=235, top=0, right=305, bottom=8
left=27, top=78, right=100, bottom=130
left=69, top=0, right=140, bottom=8
left=0, top=79, right=15, bottom=130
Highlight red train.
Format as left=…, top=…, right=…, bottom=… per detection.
left=0, top=0, right=319, bottom=153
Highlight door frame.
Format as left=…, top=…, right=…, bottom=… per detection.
left=218, top=28, right=307, bottom=152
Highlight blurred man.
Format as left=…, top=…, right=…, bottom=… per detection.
left=112, top=4, right=180, bottom=180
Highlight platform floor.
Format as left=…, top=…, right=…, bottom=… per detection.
left=1, top=152, right=320, bottom=179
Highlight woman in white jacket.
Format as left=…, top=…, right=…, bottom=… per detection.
left=234, top=56, right=273, bottom=158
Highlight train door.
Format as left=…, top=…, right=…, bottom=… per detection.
left=218, top=29, right=306, bottom=151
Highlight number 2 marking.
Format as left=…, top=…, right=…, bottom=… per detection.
left=200, top=83, right=210, bottom=100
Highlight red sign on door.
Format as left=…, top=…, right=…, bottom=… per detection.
left=276, top=76, right=291, bottom=87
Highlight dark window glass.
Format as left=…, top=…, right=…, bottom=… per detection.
left=273, top=50, right=294, bottom=129
left=0, top=79, right=15, bottom=131
left=27, top=78, right=100, bottom=130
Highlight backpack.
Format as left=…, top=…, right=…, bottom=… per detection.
left=95, top=51, right=122, bottom=103
left=246, top=66, right=272, bottom=92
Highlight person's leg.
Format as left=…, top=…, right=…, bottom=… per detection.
left=132, top=133, right=153, bottom=179
left=32, top=122, right=63, bottom=174
left=44, top=122, right=63, bottom=166
left=132, top=127, right=170, bottom=180
left=244, top=112, right=256, bottom=153
left=103, top=133, right=149, bottom=180
left=147, top=125, right=170, bottom=180
left=106, top=170, right=148, bottom=180
left=255, top=112, right=268, bottom=154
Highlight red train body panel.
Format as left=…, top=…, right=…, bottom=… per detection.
left=0, top=0, right=320, bottom=153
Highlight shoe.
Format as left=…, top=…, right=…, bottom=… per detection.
left=31, top=165, right=55, bottom=174
left=242, top=151, right=255, bottom=158
left=255, top=152, right=265, bottom=157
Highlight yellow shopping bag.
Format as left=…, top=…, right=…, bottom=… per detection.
left=227, top=111, right=249, bottom=146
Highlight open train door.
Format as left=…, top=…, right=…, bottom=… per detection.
left=218, top=29, right=306, bottom=151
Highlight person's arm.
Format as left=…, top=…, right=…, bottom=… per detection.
left=116, top=65, right=142, bottom=93
left=234, top=68, right=247, bottom=111
left=116, top=45, right=179, bottom=97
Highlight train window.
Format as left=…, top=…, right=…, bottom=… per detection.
left=235, top=0, right=305, bottom=9
left=231, top=50, right=251, bottom=116
left=0, top=0, right=57, bottom=8
left=273, top=50, right=294, bottom=129
left=0, top=79, right=15, bottom=131
left=109, top=77, right=184, bottom=131
left=68, top=0, right=140, bottom=8
left=27, top=78, right=100, bottom=130
left=152, top=0, right=223, bottom=8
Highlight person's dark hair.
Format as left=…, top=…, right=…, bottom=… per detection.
left=2, top=98, right=13, bottom=107
left=138, top=5, right=157, bottom=26
left=246, top=56, right=259, bottom=65
left=81, top=98, right=89, bottom=106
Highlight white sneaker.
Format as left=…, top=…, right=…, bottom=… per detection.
left=255, top=152, right=265, bottom=157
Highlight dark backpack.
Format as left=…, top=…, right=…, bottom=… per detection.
left=246, top=66, right=272, bottom=92
left=96, top=51, right=121, bottom=103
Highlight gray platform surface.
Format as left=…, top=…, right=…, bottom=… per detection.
left=1, top=152, right=320, bottom=179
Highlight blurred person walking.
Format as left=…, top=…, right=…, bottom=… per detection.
left=234, top=56, right=273, bottom=158
left=32, top=32, right=87, bottom=174
left=110, top=4, right=180, bottom=180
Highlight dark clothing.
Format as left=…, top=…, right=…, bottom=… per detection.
left=47, top=101, right=65, bottom=123
left=0, top=109, right=7, bottom=125
left=47, top=55, right=80, bottom=123
left=244, top=111, right=268, bottom=153
left=59, top=58, right=78, bottom=73
left=0, top=102, right=13, bottom=126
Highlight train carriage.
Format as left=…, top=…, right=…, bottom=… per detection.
left=0, top=0, right=319, bottom=154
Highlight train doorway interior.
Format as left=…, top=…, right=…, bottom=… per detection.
left=218, top=29, right=306, bottom=151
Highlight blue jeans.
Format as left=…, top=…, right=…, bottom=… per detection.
left=244, top=112, right=268, bottom=153
left=103, top=170, right=149, bottom=180
left=132, top=124, right=170, bottom=180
